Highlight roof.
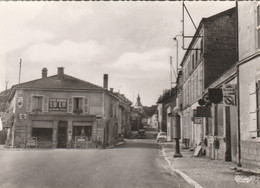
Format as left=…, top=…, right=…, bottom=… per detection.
left=12, top=74, right=103, bottom=90
left=143, top=105, right=157, bottom=117
left=8, top=74, right=105, bottom=101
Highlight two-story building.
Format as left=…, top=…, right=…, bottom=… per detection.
left=237, top=1, right=260, bottom=169
left=7, top=67, right=131, bottom=148
left=181, top=7, right=237, bottom=151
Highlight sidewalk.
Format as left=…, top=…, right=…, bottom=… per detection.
left=162, top=144, right=260, bottom=188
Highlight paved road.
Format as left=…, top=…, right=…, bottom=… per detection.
left=0, top=139, right=191, bottom=188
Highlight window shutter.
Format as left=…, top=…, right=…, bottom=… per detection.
left=84, top=97, right=89, bottom=113
left=43, top=96, right=48, bottom=112
left=68, top=98, right=73, bottom=113
left=249, top=82, right=257, bottom=137
left=26, top=96, right=32, bottom=112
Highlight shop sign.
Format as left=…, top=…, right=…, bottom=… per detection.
left=208, top=137, right=214, bottom=144
left=49, top=98, right=67, bottom=111
left=17, top=97, right=23, bottom=108
left=194, top=117, right=203, bottom=124
left=75, top=136, right=87, bottom=142
left=196, top=106, right=211, bottom=117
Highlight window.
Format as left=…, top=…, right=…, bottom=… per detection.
left=32, top=128, right=52, bottom=142
left=257, top=81, right=260, bottom=137
left=257, top=4, right=260, bottom=49
left=73, top=126, right=92, bottom=140
left=32, top=96, right=43, bottom=112
left=200, top=39, right=203, bottom=55
left=74, top=98, right=83, bottom=110
left=192, top=54, right=195, bottom=70
left=196, top=49, right=198, bottom=63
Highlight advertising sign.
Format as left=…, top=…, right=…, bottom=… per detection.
left=194, top=117, right=203, bottom=124
left=49, top=98, right=67, bottom=111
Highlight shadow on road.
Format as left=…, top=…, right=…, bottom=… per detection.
left=111, top=139, right=168, bottom=149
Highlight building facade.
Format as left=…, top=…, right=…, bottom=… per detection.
left=237, top=1, right=260, bottom=168
left=7, top=67, right=131, bottom=149
left=181, top=7, right=237, bottom=149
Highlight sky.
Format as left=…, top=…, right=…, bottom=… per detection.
left=0, top=1, right=235, bottom=106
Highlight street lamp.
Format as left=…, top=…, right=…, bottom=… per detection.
left=172, top=35, right=182, bottom=158
left=173, top=36, right=181, bottom=75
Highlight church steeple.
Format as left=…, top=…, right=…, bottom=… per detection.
left=134, top=94, right=143, bottom=109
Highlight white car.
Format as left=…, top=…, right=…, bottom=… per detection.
left=156, top=132, right=167, bottom=143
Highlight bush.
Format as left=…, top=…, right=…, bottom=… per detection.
left=0, top=129, right=7, bottom=145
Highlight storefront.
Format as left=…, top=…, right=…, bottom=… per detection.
left=28, top=115, right=96, bottom=149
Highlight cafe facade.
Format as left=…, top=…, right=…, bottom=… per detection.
left=7, top=67, right=126, bottom=148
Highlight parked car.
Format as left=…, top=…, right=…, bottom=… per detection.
left=137, top=129, right=146, bottom=139
left=156, top=132, right=167, bottom=143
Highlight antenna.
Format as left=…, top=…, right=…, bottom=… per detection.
left=18, top=58, right=22, bottom=84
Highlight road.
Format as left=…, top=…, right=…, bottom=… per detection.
left=0, top=139, right=191, bottom=188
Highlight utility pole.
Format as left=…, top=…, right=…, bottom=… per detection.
left=18, top=58, right=22, bottom=84
left=5, top=81, right=8, bottom=91
left=170, top=56, right=173, bottom=88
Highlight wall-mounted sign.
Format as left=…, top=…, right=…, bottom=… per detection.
left=19, top=114, right=27, bottom=120
left=223, top=84, right=236, bottom=106
left=17, top=97, right=23, bottom=108
left=49, top=98, right=67, bottom=111
left=194, top=117, right=203, bottom=124
left=196, top=106, right=211, bottom=117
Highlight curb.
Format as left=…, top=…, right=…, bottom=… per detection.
left=161, top=146, right=204, bottom=188
left=107, top=141, right=125, bottom=149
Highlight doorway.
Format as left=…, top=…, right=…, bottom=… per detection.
left=225, top=107, right=232, bottom=161
left=58, top=121, right=67, bottom=148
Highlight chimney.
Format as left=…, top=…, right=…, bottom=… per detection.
left=57, top=67, right=64, bottom=80
left=110, top=88, right=114, bottom=93
left=103, top=74, right=108, bottom=90
left=42, top=68, right=47, bottom=79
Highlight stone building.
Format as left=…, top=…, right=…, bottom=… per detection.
left=7, top=67, right=131, bottom=148
left=237, top=1, right=260, bottom=168
left=181, top=7, right=237, bottom=149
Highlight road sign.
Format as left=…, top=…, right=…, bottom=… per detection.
left=223, top=94, right=236, bottom=106
left=223, top=84, right=236, bottom=106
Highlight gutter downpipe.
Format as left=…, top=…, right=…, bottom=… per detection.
left=236, top=0, right=242, bottom=167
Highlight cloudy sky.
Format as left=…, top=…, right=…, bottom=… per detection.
left=0, top=1, right=235, bottom=106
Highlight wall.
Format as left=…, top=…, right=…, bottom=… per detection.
left=238, top=1, right=257, bottom=60
left=204, top=8, right=237, bottom=88
left=239, top=57, right=260, bottom=140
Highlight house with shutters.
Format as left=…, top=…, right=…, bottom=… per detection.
left=236, top=1, right=260, bottom=169
left=7, top=67, right=130, bottom=148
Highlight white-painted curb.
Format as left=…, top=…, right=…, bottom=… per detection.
left=161, top=146, right=204, bottom=188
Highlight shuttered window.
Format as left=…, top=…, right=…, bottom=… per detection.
left=26, top=96, right=32, bottom=112
left=32, top=96, right=43, bottom=112
left=83, top=97, right=89, bottom=113
left=249, top=82, right=257, bottom=138
left=68, top=98, right=73, bottom=113
left=43, top=96, right=49, bottom=112
left=257, top=4, right=260, bottom=50
left=257, top=81, right=260, bottom=137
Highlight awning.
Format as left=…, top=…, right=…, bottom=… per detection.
left=73, top=121, right=92, bottom=126
left=32, top=121, right=53, bottom=128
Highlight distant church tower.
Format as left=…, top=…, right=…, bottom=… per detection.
left=134, top=94, right=143, bottom=110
